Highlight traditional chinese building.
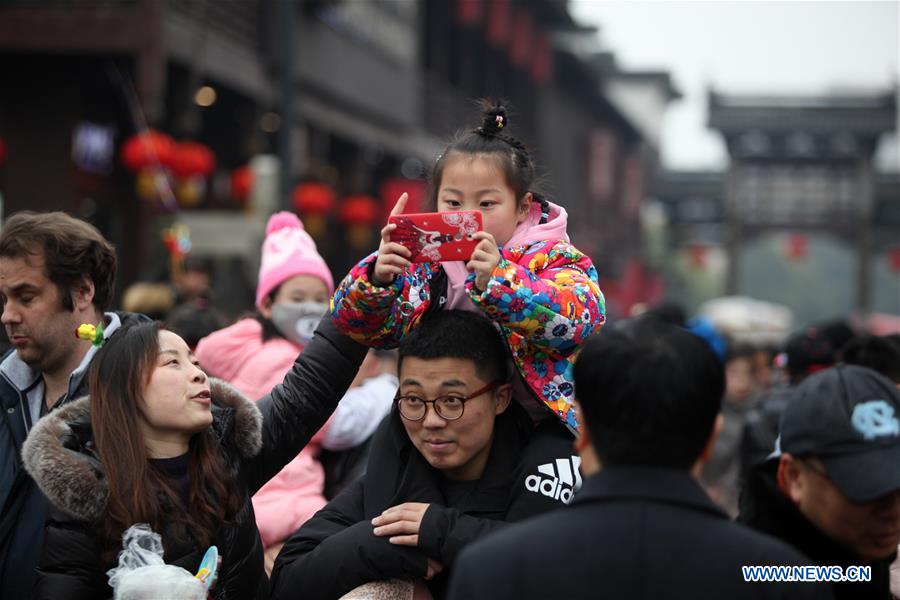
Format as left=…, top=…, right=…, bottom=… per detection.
left=0, top=0, right=673, bottom=318
left=654, top=90, right=899, bottom=325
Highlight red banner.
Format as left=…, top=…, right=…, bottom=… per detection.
left=587, top=129, right=617, bottom=201
left=486, top=0, right=511, bottom=46
left=508, top=7, right=533, bottom=66
left=785, top=234, right=808, bottom=261
left=621, top=156, right=644, bottom=220
left=530, top=33, right=553, bottom=85
left=456, top=0, right=484, bottom=25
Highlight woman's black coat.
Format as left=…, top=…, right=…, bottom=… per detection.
left=22, top=319, right=366, bottom=600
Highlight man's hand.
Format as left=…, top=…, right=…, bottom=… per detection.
left=466, top=231, right=502, bottom=292
left=425, top=558, right=444, bottom=580
left=372, top=193, right=412, bottom=286
left=371, top=502, right=430, bottom=547
left=263, top=542, right=284, bottom=577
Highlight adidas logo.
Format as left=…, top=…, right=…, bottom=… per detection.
left=525, top=456, right=582, bottom=504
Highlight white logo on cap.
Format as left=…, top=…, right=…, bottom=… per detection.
left=851, top=400, right=900, bottom=441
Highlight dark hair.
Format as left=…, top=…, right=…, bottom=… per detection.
left=255, top=285, right=286, bottom=342
left=817, top=318, right=857, bottom=356
left=574, top=319, right=725, bottom=469
left=182, top=255, right=213, bottom=275
left=841, top=335, right=900, bottom=383
left=398, top=310, right=508, bottom=384
left=89, top=322, right=240, bottom=560
left=428, top=100, right=550, bottom=221
left=784, top=327, right=836, bottom=383
left=165, top=302, right=226, bottom=350
left=726, top=342, right=757, bottom=363
left=641, top=302, right=688, bottom=328
left=0, top=211, right=117, bottom=312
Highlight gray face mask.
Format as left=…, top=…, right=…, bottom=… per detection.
left=270, top=301, right=329, bottom=346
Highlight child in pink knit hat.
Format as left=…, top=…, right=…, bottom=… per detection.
left=197, top=212, right=396, bottom=574
left=255, top=211, right=334, bottom=316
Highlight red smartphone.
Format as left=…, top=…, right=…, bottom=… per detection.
left=388, top=211, right=483, bottom=262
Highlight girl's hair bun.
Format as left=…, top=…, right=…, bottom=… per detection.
left=478, top=100, right=509, bottom=136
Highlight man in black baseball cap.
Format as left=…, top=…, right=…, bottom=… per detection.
left=740, top=364, right=900, bottom=599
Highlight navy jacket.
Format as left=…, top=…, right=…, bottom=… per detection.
left=449, top=467, right=832, bottom=600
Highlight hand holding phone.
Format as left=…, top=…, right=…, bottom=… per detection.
left=373, top=193, right=412, bottom=286
left=388, top=211, right=484, bottom=263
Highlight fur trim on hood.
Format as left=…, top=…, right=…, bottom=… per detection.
left=22, top=378, right=262, bottom=523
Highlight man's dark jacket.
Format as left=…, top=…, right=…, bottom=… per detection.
left=0, top=311, right=148, bottom=598
left=449, top=467, right=832, bottom=600
left=270, top=404, right=579, bottom=600
left=739, top=460, right=895, bottom=600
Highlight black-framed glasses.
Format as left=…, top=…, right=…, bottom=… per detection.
left=394, top=381, right=501, bottom=421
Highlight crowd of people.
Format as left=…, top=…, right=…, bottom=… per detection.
left=0, top=102, right=898, bottom=599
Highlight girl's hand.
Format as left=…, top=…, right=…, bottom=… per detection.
left=466, top=231, right=502, bottom=292
left=372, top=193, right=411, bottom=286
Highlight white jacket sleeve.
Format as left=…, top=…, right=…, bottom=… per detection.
left=321, top=374, right=397, bottom=451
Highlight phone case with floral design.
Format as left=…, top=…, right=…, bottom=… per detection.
left=388, top=211, right=483, bottom=262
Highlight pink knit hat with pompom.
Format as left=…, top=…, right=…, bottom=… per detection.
left=256, top=212, right=334, bottom=310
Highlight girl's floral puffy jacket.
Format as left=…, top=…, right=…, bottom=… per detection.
left=331, top=223, right=605, bottom=431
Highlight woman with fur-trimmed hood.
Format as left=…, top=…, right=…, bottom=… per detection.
left=22, top=318, right=366, bottom=600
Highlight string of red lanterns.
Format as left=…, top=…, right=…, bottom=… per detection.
left=120, top=131, right=216, bottom=208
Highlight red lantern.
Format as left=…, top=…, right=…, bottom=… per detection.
left=231, top=165, right=253, bottom=204
left=785, top=234, right=808, bottom=262
left=339, top=195, right=380, bottom=226
left=293, top=182, right=336, bottom=215
left=380, top=178, right=426, bottom=221
left=169, top=142, right=216, bottom=179
left=0, top=138, right=6, bottom=167
left=686, top=244, right=708, bottom=269
left=888, top=248, right=900, bottom=273
left=340, top=195, right=380, bottom=250
left=121, top=130, right=176, bottom=172
left=293, top=182, right=336, bottom=238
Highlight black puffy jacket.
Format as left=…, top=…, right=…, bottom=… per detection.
left=270, top=404, right=580, bottom=600
left=21, top=318, right=366, bottom=600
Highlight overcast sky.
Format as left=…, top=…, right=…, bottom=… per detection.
left=568, top=0, right=900, bottom=170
